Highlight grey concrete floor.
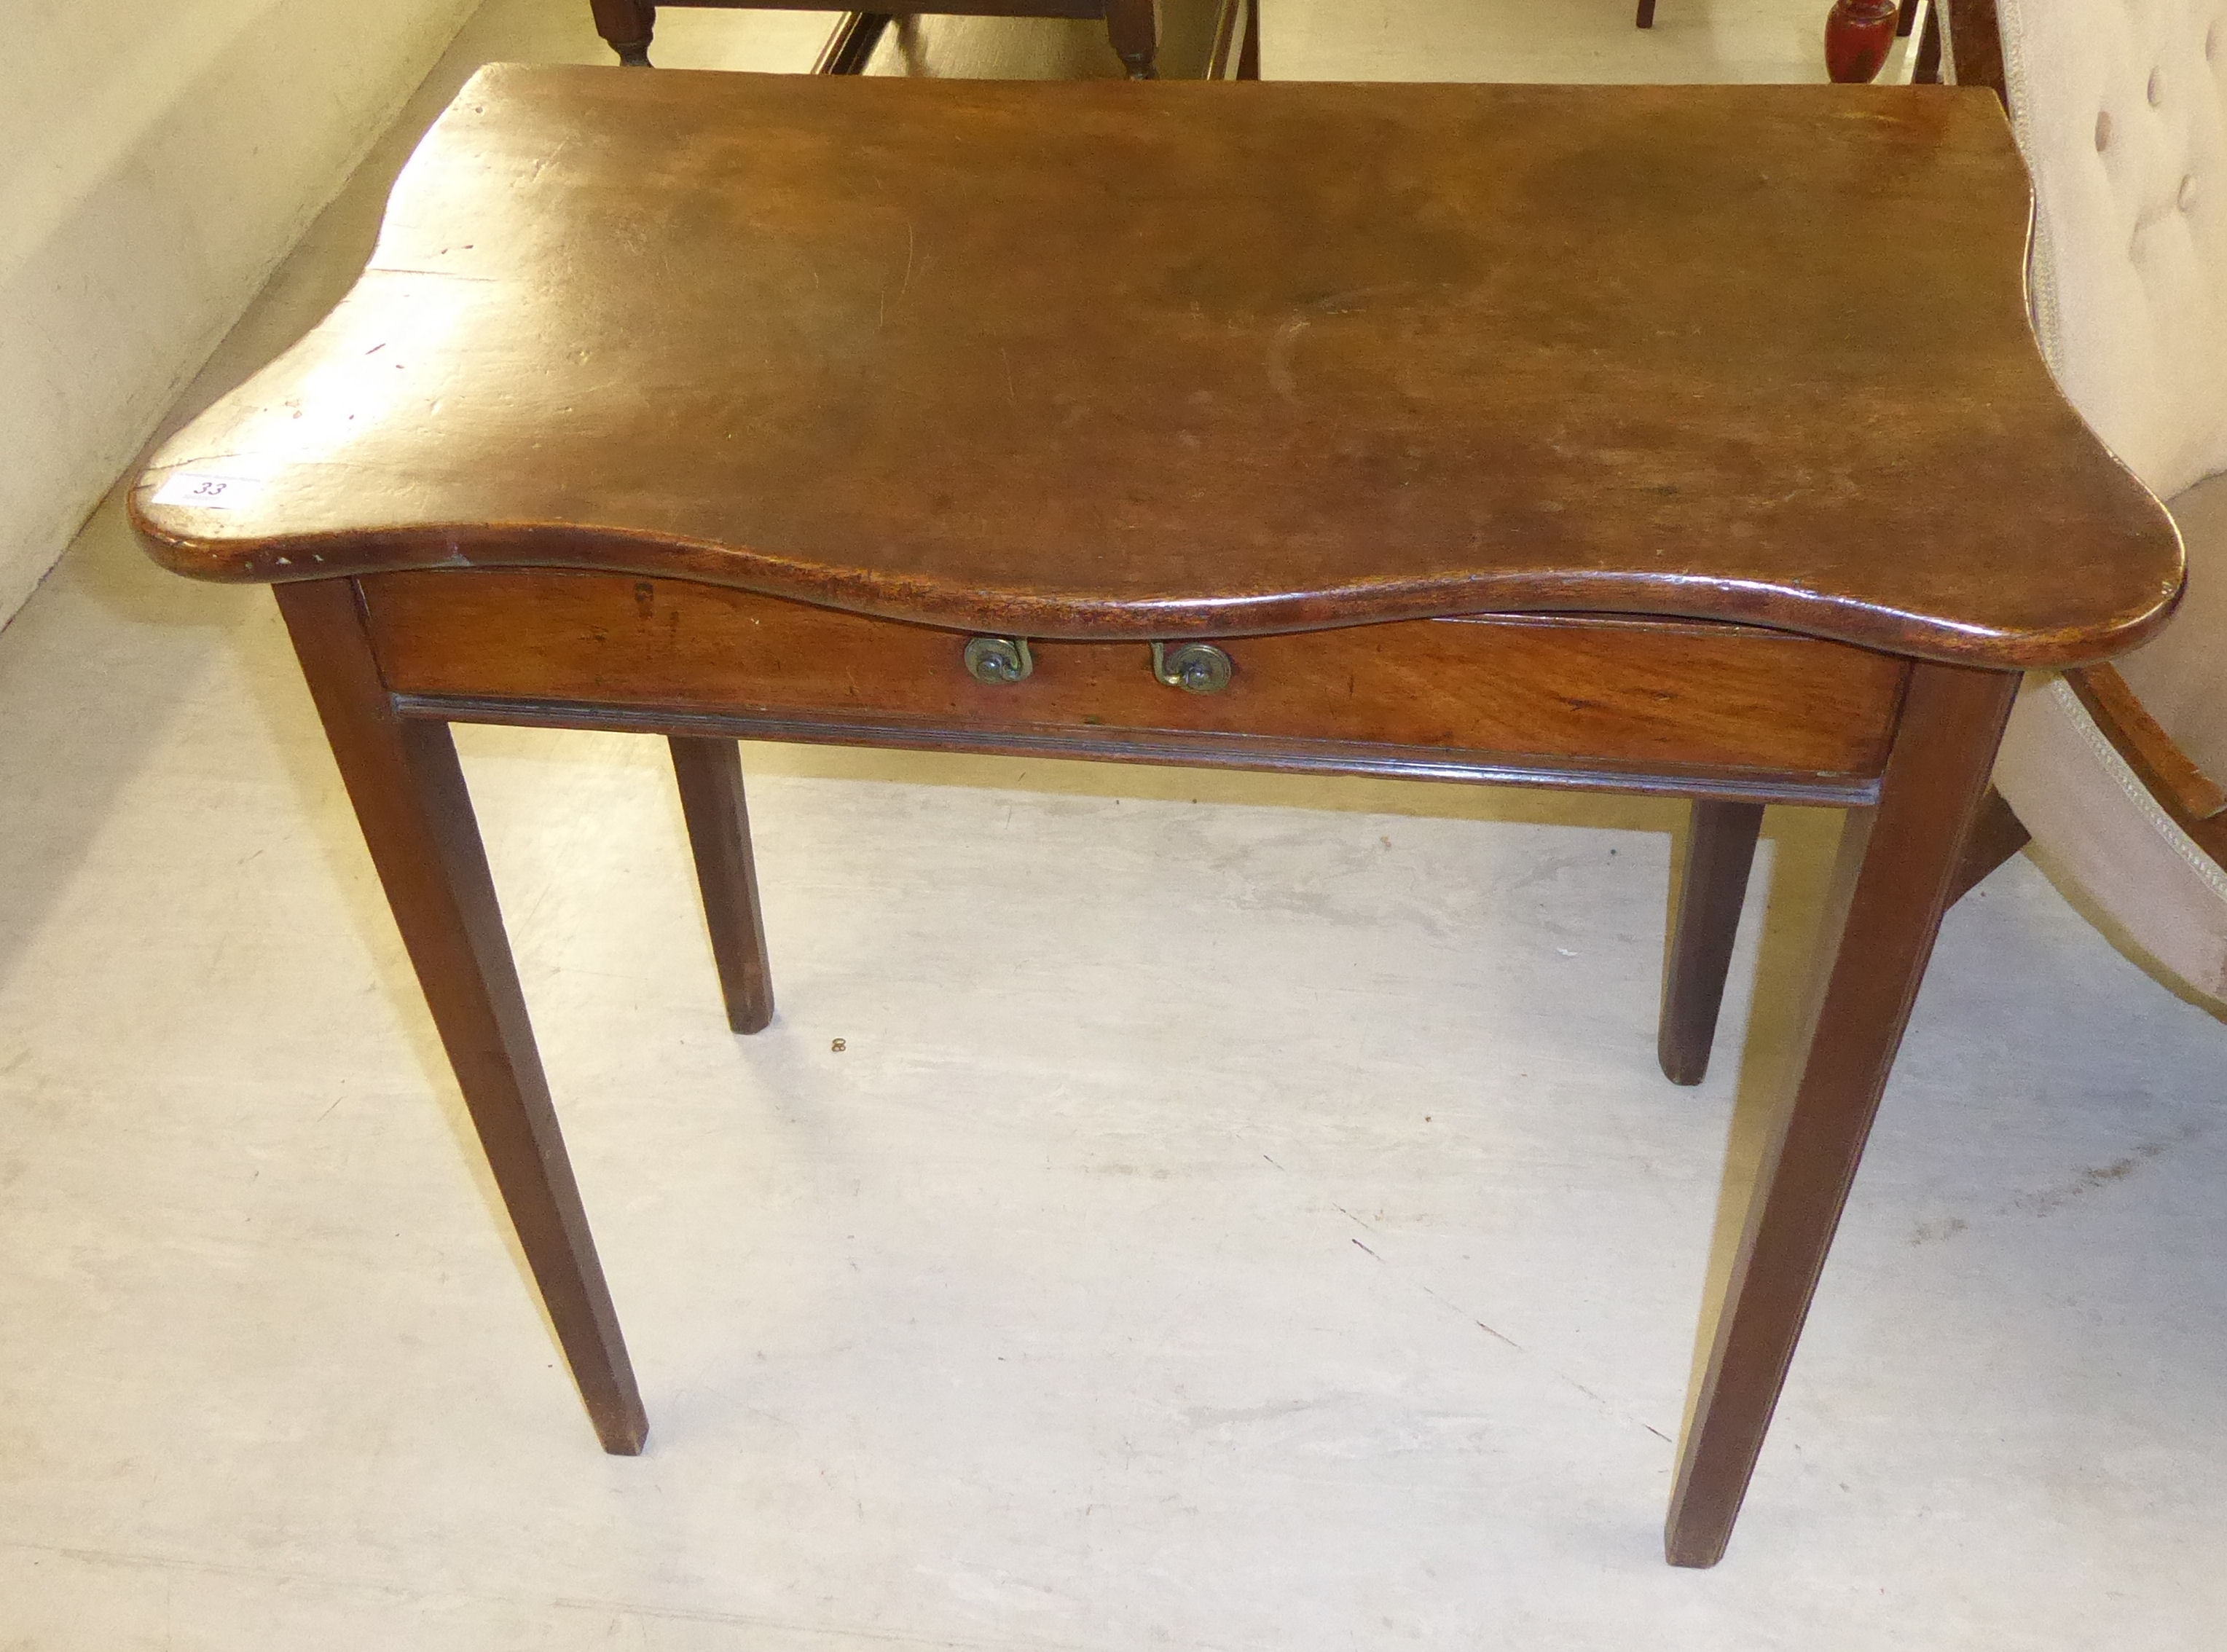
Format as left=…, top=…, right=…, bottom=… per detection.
left=3, top=1, right=2223, bottom=1647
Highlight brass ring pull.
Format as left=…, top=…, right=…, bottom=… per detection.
left=1150, top=640, right=1233, bottom=694
left=962, top=635, right=1033, bottom=685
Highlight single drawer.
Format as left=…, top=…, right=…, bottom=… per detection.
left=359, top=570, right=1908, bottom=785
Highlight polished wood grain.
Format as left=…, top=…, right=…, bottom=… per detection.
left=272, top=578, right=648, bottom=1455
left=132, top=67, right=2179, bottom=669
left=356, top=570, right=1911, bottom=790
left=1664, top=661, right=2018, bottom=1567
left=1658, top=799, right=1764, bottom=1085
left=668, top=736, right=777, bottom=1032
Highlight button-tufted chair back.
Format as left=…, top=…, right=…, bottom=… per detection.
left=2004, top=0, right=2227, bottom=498
left=1990, top=0, right=2227, bottom=1009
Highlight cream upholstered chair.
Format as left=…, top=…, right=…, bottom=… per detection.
left=1980, top=0, right=2227, bottom=1008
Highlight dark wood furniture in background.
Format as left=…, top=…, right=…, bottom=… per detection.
left=590, top=0, right=1167, bottom=76
left=1638, top=0, right=1925, bottom=86
left=1853, top=0, right=2002, bottom=93
left=1931, top=0, right=2003, bottom=90
left=817, top=0, right=1254, bottom=82
left=132, top=67, right=2180, bottom=1568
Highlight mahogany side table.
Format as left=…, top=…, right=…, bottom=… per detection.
left=131, top=66, right=2182, bottom=1566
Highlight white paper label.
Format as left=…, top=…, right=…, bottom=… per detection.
left=152, top=472, right=261, bottom=510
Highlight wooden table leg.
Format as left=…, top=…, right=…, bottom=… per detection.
left=1660, top=800, right=1764, bottom=1087
left=668, top=736, right=777, bottom=1034
left=1664, top=661, right=2016, bottom=1567
left=273, top=578, right=649, bottom=1455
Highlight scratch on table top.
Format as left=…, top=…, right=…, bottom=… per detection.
left=1265, top=315, right=1308, bottom=404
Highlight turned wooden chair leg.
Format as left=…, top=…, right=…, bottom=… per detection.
left=1105, top=0, right=1159, bottom=77
left=274, top=578, right=648, bottom=1456
left=589, top=0, right=656, bottom=65
left=668, top=736, right=777, bottom=1034
left=1660, top=800, right=1765, bottom=1087
left=1664, top=663, right=2016, bottom=1566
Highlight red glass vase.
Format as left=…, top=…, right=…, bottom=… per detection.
left=1825, top=0, right=1901, bottom=83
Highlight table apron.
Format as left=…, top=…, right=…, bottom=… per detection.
left=387, top=689, right=1882, bottom=806
left=356, top=569, right=1911, bottom=807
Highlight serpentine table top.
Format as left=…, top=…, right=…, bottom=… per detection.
left=135, top=63, right=2179, bottom=662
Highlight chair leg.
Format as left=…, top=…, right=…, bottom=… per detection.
left=1944, top=785, right=2028, bottom=906
left=1238, top=0, right=1261, bottom=79
left=273, top=578, right=648, bottom=1457
left=1659, top=800, right=1765, bottom=1087
left=1911, top=0, right=1944, bottom=82
left=815, top=11, right=891, bottom=74
left=589, top=0, right=656, bottom=65
left=1636, top=0, right=1657, bottom=27
left=1106, top=0, right=1158, bottom=77
left=668, top=736, right=777, bottom=1035
left=1664, top=663, right=2016, bottom=1567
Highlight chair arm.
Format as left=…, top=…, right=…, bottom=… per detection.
left=2065, top=664, right=2227, bottom=857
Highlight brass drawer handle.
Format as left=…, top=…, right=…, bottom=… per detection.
left=962, top=635, right=1033, bottom=685
left=1150, top=640, right=1233, bottom=694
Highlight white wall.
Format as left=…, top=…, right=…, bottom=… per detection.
left=0, top=0, right=479, bottom=624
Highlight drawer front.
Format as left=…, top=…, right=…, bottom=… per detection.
left=360, top=570, right=1907, bottom=783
